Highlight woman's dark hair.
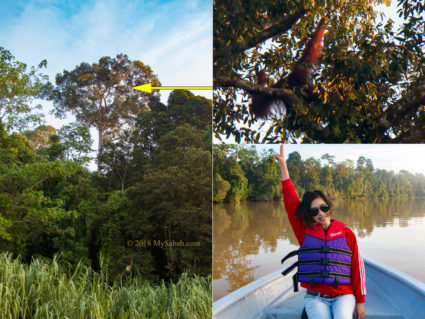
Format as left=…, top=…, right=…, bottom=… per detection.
left=296, top=190, right=334, bottom=229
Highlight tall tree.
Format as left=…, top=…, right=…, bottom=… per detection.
left=0, top=47, right=48, bottom=131
left=50, top=54, right=160, bottom=174
left=98, top=129, right=136, bottom=193
left=321, top=153, right=336, bottom=168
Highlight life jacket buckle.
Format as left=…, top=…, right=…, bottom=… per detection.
left=321, top=246, right=330, bottom=253
left=321, top=258, right=330, bottom=265
left=320, top=270, right=330, bottom=277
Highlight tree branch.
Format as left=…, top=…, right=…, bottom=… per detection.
left=30, top=176, right=49, bottom=189
left=393, top=127, right=425, bottom=143
left=214, top=7, right=308, bottom=59
left=215, top=75, right=324, bottom=134
left=11, top=220, right=31, bottom=223
left=215, top=75, right=301, bottom=107
left=379, top=79, right=425, bottom=140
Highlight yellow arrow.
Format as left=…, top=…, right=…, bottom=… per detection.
left=132, top=83, right=212, bottom=93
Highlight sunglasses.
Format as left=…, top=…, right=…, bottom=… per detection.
left=310, top=204, right=330, bottom=217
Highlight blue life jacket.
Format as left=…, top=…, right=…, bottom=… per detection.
left=281, top=220, right=352, bottom=291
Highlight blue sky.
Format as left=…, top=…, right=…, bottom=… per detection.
left=252, top=144, right=425, bottom=176
left=1, top=0, right=212, bottom=128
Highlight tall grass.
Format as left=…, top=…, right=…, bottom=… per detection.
left=0, top=253, right=212, bottom=319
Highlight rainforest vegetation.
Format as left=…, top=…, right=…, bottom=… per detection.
left=213, top=145, right=425, bottom=202
left=1, top=47, right=211, bottom=317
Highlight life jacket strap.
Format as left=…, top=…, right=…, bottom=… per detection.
left=292, top=274, right=299, bottom=292
left=280, top=247, right=352, bottom=266
left=333, top=277, right=339, bottom=289
left=287, top=271, right=347, bottom=293
left=281, top=261, right=299, bottom=276
left=309, top=276, right=315, bottom=288
left=281, top=249, right=299, bottom=264
left=299, top=258, right=351, bottom=268
left=298, top=246, right=352, bottom=256
left=297, top=270, right=351, bottom=279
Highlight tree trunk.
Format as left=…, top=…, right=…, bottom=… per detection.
left=97, top=127, right=103, bottom=177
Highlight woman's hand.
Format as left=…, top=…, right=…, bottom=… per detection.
left=274, top=145, right=290, bottom=180
left=274, top=145, right=285, bottom=167
left=354, top=303, right=366, bottom=319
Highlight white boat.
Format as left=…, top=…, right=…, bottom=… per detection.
left=213, top=257, right=425, bottom=319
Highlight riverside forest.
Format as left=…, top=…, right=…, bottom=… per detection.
left=0, top=47, right=211, bottom=317
left=213, top=145, right=425, bottom=203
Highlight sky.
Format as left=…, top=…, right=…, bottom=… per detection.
left=251, top=144, right=425, bottom=176
left=1, top=0, right=212, bottom=131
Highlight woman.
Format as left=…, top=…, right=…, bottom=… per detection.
left=275, top=145, right=366, bottom=319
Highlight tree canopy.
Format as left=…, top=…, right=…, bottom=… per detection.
left=214, top=0, right=425, bottom=143
left=0, top=47, right=48, bottom=131
left=1, top=87, right=212, bottom=282
left=213, top=145, right=425, bottom=202
left=50, top=54, right=160, bottom=173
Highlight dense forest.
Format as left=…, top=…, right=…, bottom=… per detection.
left=1, top=47, right=211, bottom=289
left=213, top=145, right=425, bottom=202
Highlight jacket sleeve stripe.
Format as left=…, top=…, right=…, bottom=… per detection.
left=358, top=249, right=367, bottom=296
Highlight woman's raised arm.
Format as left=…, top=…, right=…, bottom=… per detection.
left=274, top=145, right=290, bottom=181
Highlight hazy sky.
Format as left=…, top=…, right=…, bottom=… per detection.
left=1, top=0, right=212, bottom=129
left=252, top=144, right=425, bottom=176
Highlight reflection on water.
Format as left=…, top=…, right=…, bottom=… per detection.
left=213, top=198, right=425, bottom=301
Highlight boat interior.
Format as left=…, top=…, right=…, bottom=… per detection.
left=213, top=258, right=425, bottom=319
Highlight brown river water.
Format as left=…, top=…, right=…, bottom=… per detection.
left=213, top=198, right=425, bottom=301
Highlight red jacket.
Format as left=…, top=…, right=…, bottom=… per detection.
left=282, top=179, right=366, bottom=303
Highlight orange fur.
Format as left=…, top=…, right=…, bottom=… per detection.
left=250, top=18, right=327, bottom=119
